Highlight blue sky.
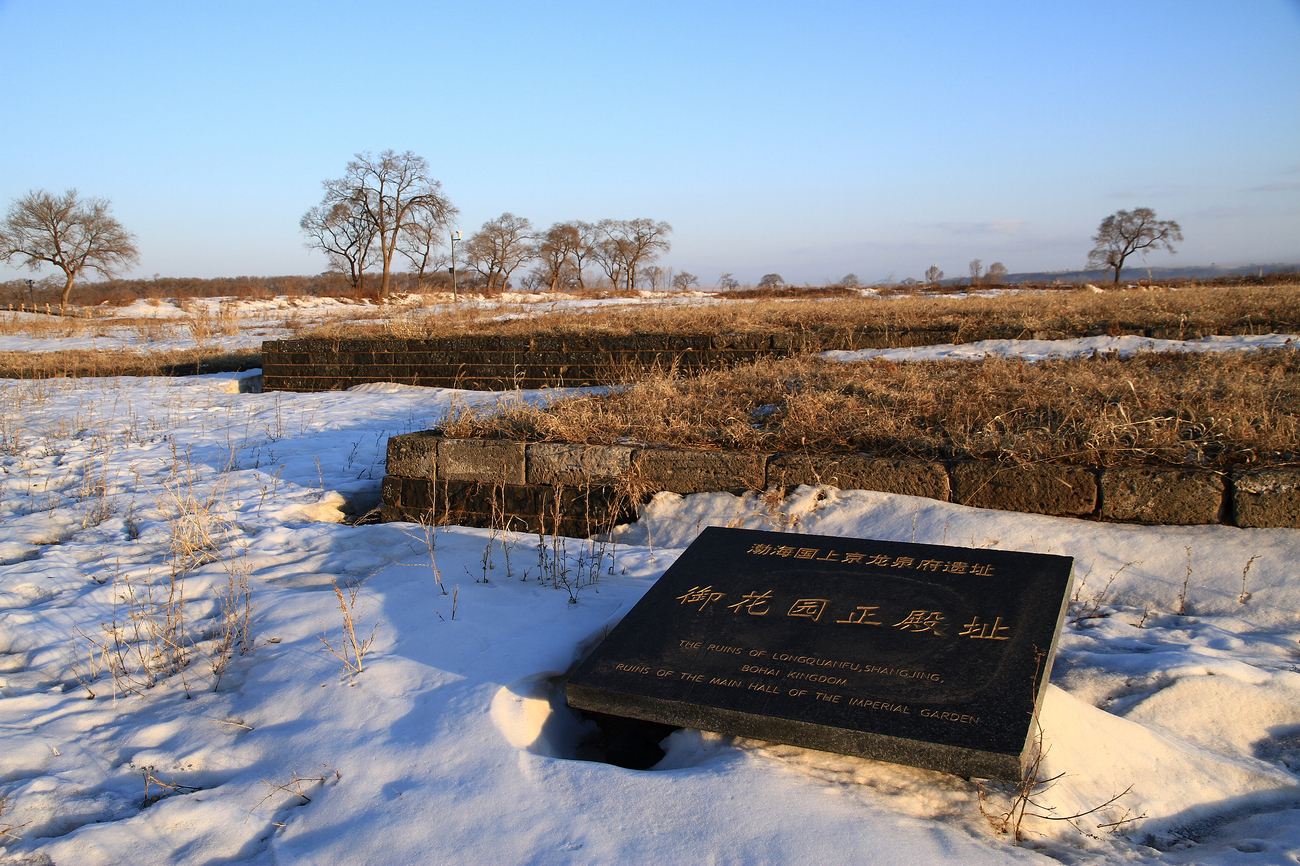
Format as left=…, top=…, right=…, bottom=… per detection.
left=2, top=0, right=1298, bottom=285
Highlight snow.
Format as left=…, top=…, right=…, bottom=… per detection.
left=0, top=291, right=722, bottom=355
left=1, top=318, right=1299, bottom=863
left=823, top=333, right=1299, bottom=363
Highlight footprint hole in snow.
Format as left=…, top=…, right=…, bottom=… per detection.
left=492, top=672, right=718, bottom=771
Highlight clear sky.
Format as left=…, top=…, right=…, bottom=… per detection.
left=1, top=0, right=1298, bottom=286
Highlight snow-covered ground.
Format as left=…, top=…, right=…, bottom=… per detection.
left=823, top=333, right=1299, bottom=364
left=0, top=291, right=721, bottom=355
left=1, top=317, right=1299, bottom=864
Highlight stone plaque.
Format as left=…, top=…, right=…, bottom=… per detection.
left=567, top=527, right=1073, bottom=780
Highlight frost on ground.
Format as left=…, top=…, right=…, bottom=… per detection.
left=1, top=355, right=1299, bottom=863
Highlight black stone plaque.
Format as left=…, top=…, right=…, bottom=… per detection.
left=566, top=527, right=1074, bottom=780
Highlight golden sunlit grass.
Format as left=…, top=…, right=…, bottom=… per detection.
left=0, top=348, right=260, bottom=379
left=295, top=284, right=1300, bottom=344
left=441, top=349, right=1300, bottom=469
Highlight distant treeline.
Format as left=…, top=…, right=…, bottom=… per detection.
left=2, top=267, right=1297, bottom=309
left=0, top=271, right=454, bottom=307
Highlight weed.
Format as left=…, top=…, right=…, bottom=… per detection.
left=317, top=578, right=379, bottom=683
left=1239, top=554, right=1259, bottom=604
left=72, top=564, right=194, bottom=697
left=141, top=767, right=201, bottom=808
left=399, top=518, right=447, bottom=595
left=255, top=766, right=340, bottom=818
left=977, top=724, right=1139, bottom=845
left=209, top=545, right=254, bottom=691
left=0, top=794, right=30, bottom=844
left=1177, top=547, right=1193, bottom=615
left=978, top=649, right=1143, bottom=845
left=1070, top=560, right=1141, bottom=624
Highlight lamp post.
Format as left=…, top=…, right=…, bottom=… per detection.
left=449, top=230, right=462, bottom=302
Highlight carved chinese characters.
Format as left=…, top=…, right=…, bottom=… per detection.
left=566, top=527, right=1074, bottom=781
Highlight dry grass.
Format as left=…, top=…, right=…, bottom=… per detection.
left=293, top=284, right=1300, bottom=344
left=441, top=349, right=1300, bottom=468
left=0, top=347, right=260, bottom=379
left=317, top=578, right=378, bottom=684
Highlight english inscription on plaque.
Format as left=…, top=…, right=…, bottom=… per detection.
left=566, top=527, right=1074, bottom=780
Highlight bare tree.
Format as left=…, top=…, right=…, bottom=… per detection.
left=534, top=222, right=582, bottom=291
left=758, top=273, right=784, bottom=288
left=641, top=265, right=665, bottom=289
left=593, top=218, right=672, bottom=291
left=969, top=259, right=983, bottom=284
left=569, top=221, right=599, bottom=291
left=309, top=150, right=455, bottom=299
left=985, top=262, right=1008, bottom=283
left=621, top=218, right=672, bottom=290
left=839, top=273, right=860, bottom=288
left=925, top=265, right=944, bottom=285
left=672, top=271, right=699, bottom=289
left=300, top=199, right=377, bottom=292
left=397, top=201, right=454, bottom=291
left=718, top=272, right=740, bottom=290
left=463, top=213, right=534, bottom=291
left=0, top=189, right=139, bottom=311
left=591, top=226, right=628, bottom=290
left=1087, top=207, right=1182, bottom=286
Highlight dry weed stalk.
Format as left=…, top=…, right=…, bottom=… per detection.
left=1239, top=554, right=1260, bottom=604
left=979, top=650, right=1142, bottom=845
left=72, top=564, right=195, bottom=698
left=69, top=450, right=256, bottom=697
left=141, top=767, right=202, bottom=807
left=1177, top=547, right=1194, bottom=615
left=977, top=724, right=1138, bottom=845
left=255, top=766, right=340, bottom=818
left=399, top=518, right=447, bottom=595
left=209, top=545, right=255, bottom=690
left=1070, top=560, right=1141, bottom=623
left=317, top=578, right=379, bottom=682
left=0, top=794, right=30, bottom=844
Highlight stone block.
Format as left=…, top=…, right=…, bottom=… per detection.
left=768, top=454, right=950, bottom=501
left=385, top=430, right=442, bottom=477
left=1100, top=467, right=1225, bottom=525
left=381, top=474, right=403, bottom=507
left=634, top=447, right=768, bottom=494
left=436, top=438, right=526, bottom=484
left=1232, top=468, right=1300, bottom=528
left=527, top=442, right=637, bottom=486
left=951, top=462, right=1097, bottom=516
left=400, top=476, right=434, bottom=509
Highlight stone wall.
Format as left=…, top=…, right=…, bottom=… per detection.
left=262, top=334, right=807, bottom=392
left=261, top=317, right=1279, bottom=392
left=381, top=431, right=1300, bottom=533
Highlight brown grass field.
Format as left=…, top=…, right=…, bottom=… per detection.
left=302, top=284, right=1300, bottom=343
left=441, top=349, right=1299, bottom=469
left=2, top=283, right=1297, bottom=468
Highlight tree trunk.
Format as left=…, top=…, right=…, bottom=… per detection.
left=379, top=241, right=393, bottom=299
left=59, top=269, right=76, bottom=313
